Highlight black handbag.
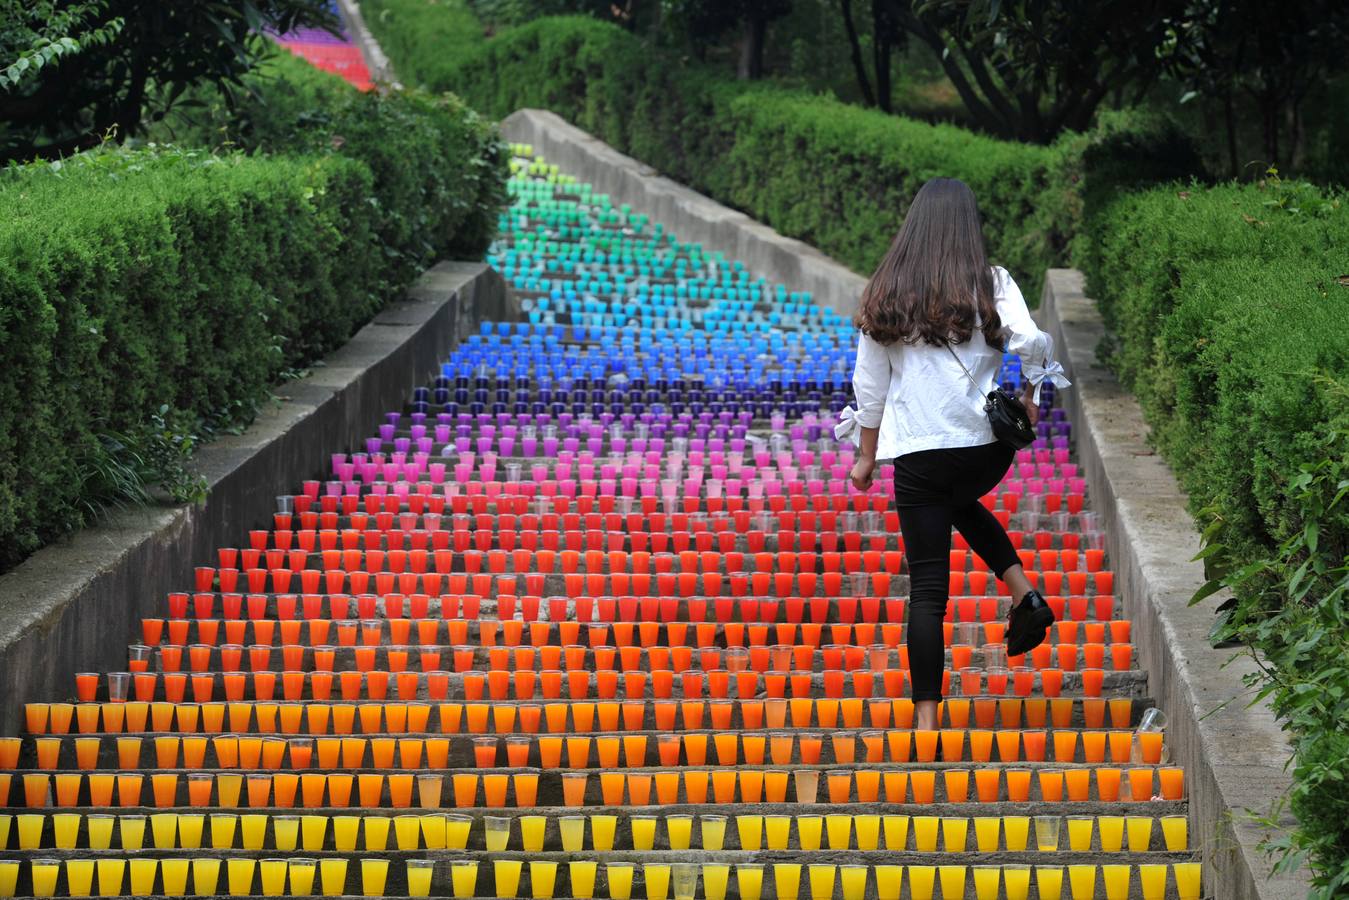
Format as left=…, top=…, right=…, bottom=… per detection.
left=945, top=344, right=1037, bottom=450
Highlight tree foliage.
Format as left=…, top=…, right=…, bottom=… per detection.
left=1157, top=0, right=1349, bottom=176
left=0, top=0, right=338, bottom=163
left=890, top=0, right=1181, bottom=143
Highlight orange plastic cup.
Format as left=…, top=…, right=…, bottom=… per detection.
left=561, top=772, right=588, bottom=807
left=1065, top=768, right=1091, bottom=801
left=910, top=769, right=936, bottom=804
left=884, top=766, right=906, bottom=804
left=1129, top=767, right=1155, bottom=801
left=1159, top=767, right=1185, bottom=800
left=1037, top=769, right=1064, bottom=802
left=1096, top=767, right=1122, bottom=802
left=451, top=773, right=478, bottom=808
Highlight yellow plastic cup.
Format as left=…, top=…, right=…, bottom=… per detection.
left=445, top=814, right=471, bottom=850
left=87, top=815, right=114, bottom=851
left=839, top=864, right=867, bottom=900
left=1035, top=866, right=1064, bottom=900
left=1162, top=815, right=1189, bottom=851
left=972, top=866, right=1001, bottom=900
left=1174, top=863, right=1201, bottom=900
left=274, top=816, right=300, bottom=852
left=178, top=814, right=205, bottom=850
left=226, top=858, right=255, bottom=897
left=825, top=813, right=852, bottom=850
left=808, top=864, right=836, bottom=900
left=30, top=860, right=60, bottom=899
left=288, top=859, right=317, bottom=897
left=941, top=817, right=968, bottom=852
left=360, top=859, right=389, bottom=897
left=1067, top=816, right=1094, bottom=852
left=363, top=817, right=390, bottom=852
left=128, top=858, right=158, bottom=897
left=735, top=864, right=763, bottom=900
left=239, top=813, right=268, bottom=850
left=1102, top=864, right=1131, bottom=900
left=797, top=815, right=823, bottom=851
left=1068, top=864, right=1097, bottom=900
left=606, top=863, right=634, bottom=900
left=332, top=815, right=361, bottom=852
left=882, top=815, right=909, bottom=851
left=97, top=858, right=126, bottom=897
left=52, top=814, right=81, bottom=850
left=667, top=815, right=693, bottom=850
left=735, top=814, right=763, bottom=851
left=590, top=814, right=618, bottom=852
left=190, top=859, right=220, bottom=897
left=702, top=864, right=731, bottom=900
left=16, top=815, right=42, bottom=851
left=937, top=866, right=966, bottom=900
left=0, top=860, right=19, bottom=900
left=1138, top=864, right=1168, bottom=900
left=258, top=859, right=288, bottom=897
left=853, top=814, right=880, bottom=851
left=451, top=860, right=479, bottom=899
left=1004, top=865, right=1031, bottom=900
left=569, top=861, right=597, bottom=899
left=420, top=814, right=447, bottom=850
left=530, top=860, right=558, bottom=899
left=1098, top=816, right=1125, bottom=852
left=65, top=859, right=95, bottom=898
left=521, top=815, right=547, bottom=852
left=874, top=864, right=902, bottom=900
left=1003, top=815, right=1030, bottom=852
left=642, top=863, right=670, bottom=900
left=319, top=858, right=347, bottom=897
left=772, top=863, right=801, bottom=900
left=907, top=865, right=936, bottom=900
left=494, top=859, right=523, bottom=899
left=1126, top=816, right=1154, bottom=852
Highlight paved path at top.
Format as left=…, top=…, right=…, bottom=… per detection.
left=0, top=149, right=1200, bottom=899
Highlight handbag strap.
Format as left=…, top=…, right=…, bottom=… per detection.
left=943, top=343, right=987, bottom=395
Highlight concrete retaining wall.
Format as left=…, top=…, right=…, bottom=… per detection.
left=500, top=109, right=868, bottom=319
left=495, top=110, right=1307, bottom=896
left=0, top=262, right=511, bottom=736
left=1039, top=269, right=1305, bottom=899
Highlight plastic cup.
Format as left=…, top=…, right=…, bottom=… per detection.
left=451, top=860, right=479, bottom=899
left=1034, top=815, right=1060, bottom=851
left=735, top=864, right=764, bottom=900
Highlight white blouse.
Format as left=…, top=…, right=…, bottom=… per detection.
left=843, top=267, right=1069, bottom=461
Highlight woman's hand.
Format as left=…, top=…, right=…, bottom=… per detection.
left=850, top=454, right=877, bottom=492
left=1020, top=382, right=1040, bottom=427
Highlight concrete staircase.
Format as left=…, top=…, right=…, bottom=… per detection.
left=0, top=149, right=1200, bottom=899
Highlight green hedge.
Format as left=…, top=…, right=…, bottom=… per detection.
left=1085, top=181, right=1349, bottom=891
left=361, top=5, right=1201, bottom=301
left=1085, top=182, right=1349, bottom=556
left=0, top=53, right=508, bottom=571
left=161, top=50, right=509, bottom=304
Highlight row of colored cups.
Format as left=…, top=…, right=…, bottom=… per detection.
left=0, top=810, right=1189, bottom=853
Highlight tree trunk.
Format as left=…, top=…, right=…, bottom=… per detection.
left=839, top=0, right=876, bottom=107
left=871, top=0, right=892, bottom=113
left=1223, top=89, right=1239, bottom=179
left=737, top=14, right=768, bottom=80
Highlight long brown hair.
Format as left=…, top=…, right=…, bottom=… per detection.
left=855, top=177, right=1002, bottom=349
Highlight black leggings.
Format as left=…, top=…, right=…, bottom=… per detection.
left=893, top=442, right=1021, bottom=702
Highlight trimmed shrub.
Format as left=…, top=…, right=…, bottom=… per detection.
left=362, top=5, right=1203, bottom=301
left=159, top=50, right=509, bottom=301
left=1084, top=179, right=1349, bottom=889
left=0, top=148, right=370, bottom=566
left=0, top=52, right=509, bottom=571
